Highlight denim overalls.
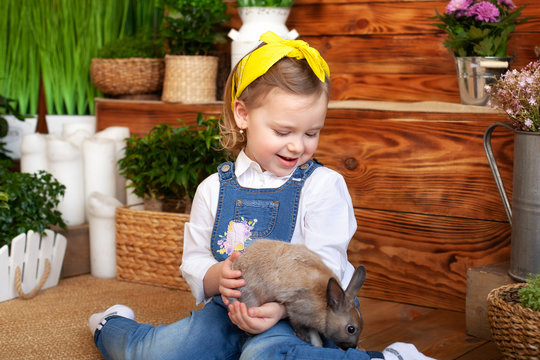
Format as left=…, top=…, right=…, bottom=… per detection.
left=94, top=160, right=383, bottom=360
left=210, top=160, right=320, bottom=262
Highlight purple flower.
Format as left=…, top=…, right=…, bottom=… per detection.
left=446, top=0, right=473, bottom=15
left=466, top=1, right=500, bottom=22
left=497, top=0, right=516, bottom=10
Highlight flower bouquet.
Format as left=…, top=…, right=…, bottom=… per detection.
left=432, top=0, right=531, bottom=57
left=486, top=60, right=540, bottom=131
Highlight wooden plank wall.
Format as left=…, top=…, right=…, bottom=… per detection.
left=315, top=106, right=512, bottom=311
left=226, top=0, right=540, bottom=103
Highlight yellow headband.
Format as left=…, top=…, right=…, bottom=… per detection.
left=231, top=31, right=330, bottom=112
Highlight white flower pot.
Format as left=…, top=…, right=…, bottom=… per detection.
left=228, top=7, right=299, bottom=68
left=2, top=115, right=38, bottom=160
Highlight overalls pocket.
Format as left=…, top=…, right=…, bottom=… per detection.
left=234, top=199, right=279, bottom=238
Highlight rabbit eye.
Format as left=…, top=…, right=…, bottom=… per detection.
left=347, top=325, right=357, bottom=334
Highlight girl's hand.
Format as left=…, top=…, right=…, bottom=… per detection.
left=228, top=301, right=287, bottom=334
left=219, top=252, right=245, bottom=305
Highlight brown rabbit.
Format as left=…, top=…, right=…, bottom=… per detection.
left=230, top=239, right=366, bottom=349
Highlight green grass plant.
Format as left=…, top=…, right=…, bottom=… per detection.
left=3, top=0, right=158, bottom=116
left=0, top=0, right=40, bottom=115
left=31, top=0, right=133, bottom=115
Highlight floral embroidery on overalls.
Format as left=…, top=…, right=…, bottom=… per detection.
left=216, top=218, right=258, bottom=256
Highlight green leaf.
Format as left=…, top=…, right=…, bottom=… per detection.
left=474, top=37, right=494, bottom=56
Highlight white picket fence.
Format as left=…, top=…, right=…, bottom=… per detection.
left=0, top=230, right=66, bottom=302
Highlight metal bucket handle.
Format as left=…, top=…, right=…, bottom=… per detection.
left=483, top=122, right=514, bottom=225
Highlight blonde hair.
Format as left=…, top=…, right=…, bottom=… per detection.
left=220, top=54, right=331, bottom=155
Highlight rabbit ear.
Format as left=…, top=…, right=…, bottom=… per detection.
left=327, top=277, right=345, bottom=310
left=345, top=265, right=366, bottom=297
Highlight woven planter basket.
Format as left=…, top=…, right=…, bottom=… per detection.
left=161, top=55, right=218, bottom=104
left=487, top=283, right=540, bottom=359
left=90, top=58, right=164, bottom=96
left=115, top=206, right=190, bottom=291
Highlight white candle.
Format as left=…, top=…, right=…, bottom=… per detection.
left=82, top=137, right=116, bottom=208
left=47, top=136, right=85, bottom=226
left=65, top=129, right=92, bottom=151
left=20, top=133, right=48, bottom=174
left=87, top=192, right=122, bottom=278
left=63, top=121, right=95, bottom=138
left=95, top=127, right=130, bottom=204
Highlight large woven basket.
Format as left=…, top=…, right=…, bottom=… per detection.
left=90, top=58, right=164, bottom=96
left=115, top=206, right=190, bottom=291
left=487, top=283, right=540, bottom=359
left=161, top=55, right=218, bottom=104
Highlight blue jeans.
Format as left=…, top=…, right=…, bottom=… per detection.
left=94, top=297, right=383, bottom=360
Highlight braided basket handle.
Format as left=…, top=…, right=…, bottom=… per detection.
left=15, top=258, right=51, bottom=300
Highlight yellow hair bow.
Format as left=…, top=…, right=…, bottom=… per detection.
left=231, top=31, right=330, bottom=111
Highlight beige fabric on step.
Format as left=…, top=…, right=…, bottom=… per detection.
left=0, top=275, right=199, bottom=360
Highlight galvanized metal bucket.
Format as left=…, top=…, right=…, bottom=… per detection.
left=455, top=57, right=510, bottom=106
left=484, top=122, right=540, bottom=281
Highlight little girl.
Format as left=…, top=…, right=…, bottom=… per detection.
left=89, top=31, right=434, bottom=360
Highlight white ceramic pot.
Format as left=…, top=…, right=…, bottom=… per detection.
left=2, top=115, right=38, bottom=160
left=228, top=7, right=299, bottom=68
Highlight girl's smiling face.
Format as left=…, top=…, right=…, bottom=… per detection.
left=234, top=88, right=328, bottom=177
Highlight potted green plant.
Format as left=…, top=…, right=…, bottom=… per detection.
left=118, top=113, right=229, bottom=213
left=229, top=0, right=298, bottom=68
left=0, top=160, right=68, bottom=302
left=91, top=34, right=166, bottom=98
left=431, top=0, right=532, bottom=105
left=159, top=0, right=231, bottom=104
left=115, top=114, right=229, bottom=290
left=487, top=274, right=540, bottom=358
left=0, top=166, right=67, bottom=248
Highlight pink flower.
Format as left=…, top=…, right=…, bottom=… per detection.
left=446, top=0, right=473, bottom=14
left=466, top=1, right=500, bottom=22
left=487, top=61, right=540, bottom=132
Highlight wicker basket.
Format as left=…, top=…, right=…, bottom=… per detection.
left=115, top=206, right=190, bottom=291
left=161, top=55, right=218, bottom=104
left=90, top=58, right=164, bottom=96
left=487, top=283, right=540, bottom=359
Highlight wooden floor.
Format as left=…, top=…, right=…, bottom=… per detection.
left=358, top=297, right=503, bottom=360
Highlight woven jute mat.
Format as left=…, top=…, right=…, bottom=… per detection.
left=0, top=274, right=200, bottom=360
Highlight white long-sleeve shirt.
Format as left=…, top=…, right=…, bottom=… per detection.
left=180, top=151, right=357, bottom=305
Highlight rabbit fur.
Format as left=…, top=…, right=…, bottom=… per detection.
left=230, top=239, right=366, bottom=349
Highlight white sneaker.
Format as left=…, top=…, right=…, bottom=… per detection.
left=88, top=304, right=135, bottom=335
left=383, top=342, right=437, bottom=360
